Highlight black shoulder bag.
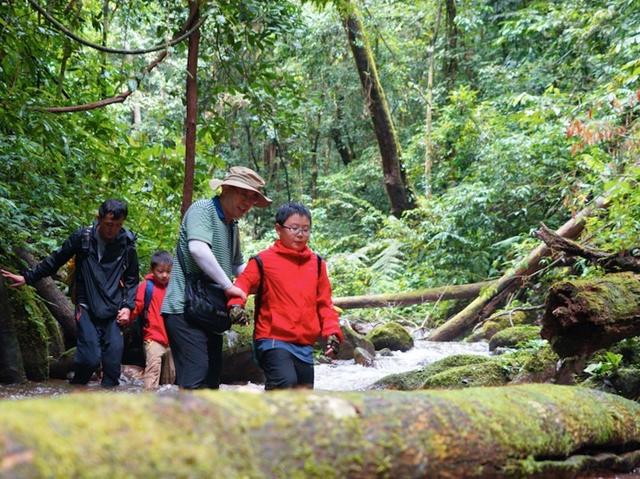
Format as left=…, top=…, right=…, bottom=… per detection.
left=177, top=244, right=231, bottom=334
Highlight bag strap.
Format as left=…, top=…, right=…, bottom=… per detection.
left=252, top=255, right=264, bottom=323
left=142, top=279, right=154, bottom=325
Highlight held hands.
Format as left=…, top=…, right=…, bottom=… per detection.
left=1, top=269, right=26, bottom=288
left=229, top=305, right=249, bottom=326
left=116, top=308, right=131, bottom=326
left=324, top=334, right=340, bottom=358
left=224, top=285, right=247, bottom=302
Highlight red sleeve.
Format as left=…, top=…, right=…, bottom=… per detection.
left=317, top=260, right=343, bottom=342
left=129, top=281, right=146, bottom=320
left=227, top=257, right=261, bottom=308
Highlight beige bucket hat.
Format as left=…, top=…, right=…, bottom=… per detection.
left=209, top=166, right=272, bottom=207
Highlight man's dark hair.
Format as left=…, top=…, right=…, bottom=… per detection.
left=150, top=250, right=173, bottom=269
left=98, top=199, right=128, bottom=220
left=275, top=202, right=312, bottom=226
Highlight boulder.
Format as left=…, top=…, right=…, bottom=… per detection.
left=366, top=322, right=413, bottom=351
left=488, top=325, right=541, bottom=352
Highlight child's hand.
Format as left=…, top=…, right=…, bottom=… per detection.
left=229, top=305, right=249, bottom=326
left=324, top=334, right=340, bottom=358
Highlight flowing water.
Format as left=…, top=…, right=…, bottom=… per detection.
left=0, top=338, right=489, bottom=399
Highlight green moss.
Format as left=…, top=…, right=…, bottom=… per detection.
left=2, top=385, right=639, bottom=477
left=468, top=310, right=533, bottom=342
left=371, top=354, right=490, bottom=390
left=422, top=360, right=509, bottom=389
left=6, top=287, right=54, bottom=381
left=366, top=322, right=413, bottom=351
left=489, top=325, right=541, bottom=352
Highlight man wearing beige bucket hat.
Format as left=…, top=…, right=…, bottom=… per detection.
left=161, top=166, right=271, bottom=389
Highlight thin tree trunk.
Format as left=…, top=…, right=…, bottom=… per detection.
left=444, top=0, right=458, bottom=86
left=310, top=111, right=322, bottom=198
left=424, top=3, right=442, bottom=197
left=429, top=195, right=610, bottom=341
left=340, top=1, right=415, bottom=217
left=180, top=0, right=200, bottom=218
left=333, top=280, right=494, bottom=309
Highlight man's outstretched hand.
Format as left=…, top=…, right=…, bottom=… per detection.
left=1, top=269, right=25, bottom=288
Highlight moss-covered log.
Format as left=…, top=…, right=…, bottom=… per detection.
left=2, top=385, right=640, bottom=478
left=541, top=272, right=640, bottom=357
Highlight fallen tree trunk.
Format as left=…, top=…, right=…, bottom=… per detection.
left=16, top=248, right=76, bottom=347
left=535, top=223, right=640, bottom=273
left=540, top=272, right=640, bottom=358
left=333, top=280, right=494, bottom=309
left=429, top=196, right=609, bottom=341
left=1, top=385, right=640, bottom=478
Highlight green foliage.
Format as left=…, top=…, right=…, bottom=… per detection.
left=584, top=351, right=624, bottom=380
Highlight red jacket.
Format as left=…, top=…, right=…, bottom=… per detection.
left=229, top=240, right=343, bottom=345
left=131, top=273, right=170, bottom=347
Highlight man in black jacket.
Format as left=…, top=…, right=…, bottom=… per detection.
left=1, top=199, right=139, bottom=387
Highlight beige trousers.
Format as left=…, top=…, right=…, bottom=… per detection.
left=144, top=340, right=176, bottom=390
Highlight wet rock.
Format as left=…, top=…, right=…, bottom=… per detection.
left=353, top=347, right=375, bottom=367
left=488, top=325, right=541, bottom=352
left=336, top=321, right=375, bottom=360
left=366, top=322, right=414, bottom=352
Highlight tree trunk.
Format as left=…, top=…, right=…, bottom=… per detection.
left=340, top=1, right=415, bottom=217
left=333, top=280, right=494, bottom=309
left=429, top=195, right=609, bottom=341
left=541, top=272, right=640, bottom=358
left=0, top=280, right=25, bottom=384
left=535, top=223, right=640, bottom=273
left=424, top=2, right=442, bottom=196
left=16, top=248, right=76, bottom=347
left=1, top=385, right=640, bottom=477
left=180, top=0, right=200, bottom=218
left=444, top=0, right=458, bottom=86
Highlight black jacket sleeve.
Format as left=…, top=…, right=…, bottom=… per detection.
left=23, top=229, right=82, bottom=285
left=121, top=242, right=139, bottom=310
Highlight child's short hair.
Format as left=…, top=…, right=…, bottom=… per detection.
left=150, top=250, right=173, bottom=269
left=275, top=202, right=312, bottom=226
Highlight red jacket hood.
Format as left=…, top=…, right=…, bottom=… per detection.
left=269, top=240, right=314, bottom=262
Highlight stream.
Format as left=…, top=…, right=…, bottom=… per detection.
left=0, top=338, right=490, bottom=399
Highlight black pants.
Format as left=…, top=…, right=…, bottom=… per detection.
left=72, top=307, right=123, bottom=387
left=163, top=313, right=223, bottom=389
left=258, top=348, right=314, bottom=390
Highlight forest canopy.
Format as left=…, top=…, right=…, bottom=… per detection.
left=1, top=0, right=639, bottom=325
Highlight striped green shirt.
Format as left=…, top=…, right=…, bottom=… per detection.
left=161, top=198, right=242, bottom=314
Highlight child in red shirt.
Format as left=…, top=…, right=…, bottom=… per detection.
left=228, top=202, right=343, bottom=390
left=130, top=251, right=175, bottom=389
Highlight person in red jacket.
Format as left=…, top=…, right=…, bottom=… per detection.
left=228, top=202, right=343, bottom=390
left=130, top=250, right=175, bottom=390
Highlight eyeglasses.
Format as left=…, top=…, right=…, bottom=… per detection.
left=280, top=225, right=312, bottom=235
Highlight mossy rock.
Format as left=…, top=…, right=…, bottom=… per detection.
left=467, top=310, right=531, bottom=342
left=509, top=343, right=560, bottom=384
left=336, top=321, right=375, bottom=360
left=422, top=360, right=509, bottom=389
left=221, top=325, right=264, bottom=384
left=7, top=286, right=63, bottom=381
left=371, top=354, right=490, bottom=390
left=366, top=322, right=414, bottom=352
left=489, top=325, right=541, bottom=352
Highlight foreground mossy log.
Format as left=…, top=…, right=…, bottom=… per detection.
left=541, top=272, right=640, bottom=357
left=2, top=385, right=640, bottom=478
